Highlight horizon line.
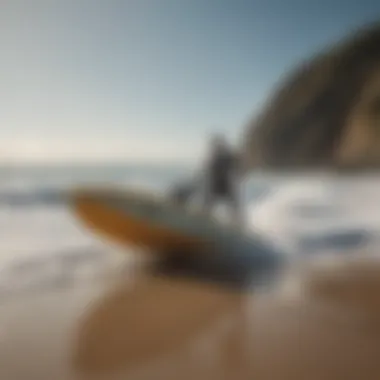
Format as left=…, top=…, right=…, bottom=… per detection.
left=0, top=158, right=198, bottom=167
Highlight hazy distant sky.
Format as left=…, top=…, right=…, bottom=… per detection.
left=1, top=0, right=380, bottom=163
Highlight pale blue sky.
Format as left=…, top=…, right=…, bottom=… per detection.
left=1, top=0, right=379, bottom=163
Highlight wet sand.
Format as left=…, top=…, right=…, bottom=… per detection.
left=0, top=255, right=380, bottom=379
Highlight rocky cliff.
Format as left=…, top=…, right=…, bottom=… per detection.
left=241, top=21, right=380, bottom=172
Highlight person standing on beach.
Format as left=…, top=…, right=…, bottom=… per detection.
left=200, top=133, right=243, bottom=227
left=170, top=133, right=244, bottom=227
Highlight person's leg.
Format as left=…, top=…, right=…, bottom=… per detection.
left=201, top=185, right=216, bottom=216
left=226, top=186, right=244, bottom=229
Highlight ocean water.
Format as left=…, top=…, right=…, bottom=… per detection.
left=0, top=163, right=380, bottom=298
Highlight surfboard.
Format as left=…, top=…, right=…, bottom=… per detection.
left=71, top=186, right=207, bottom=254
left=70, top=185, right=282, bottom=261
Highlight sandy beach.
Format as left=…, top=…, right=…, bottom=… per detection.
left=0, top=253, right=379, bottom=380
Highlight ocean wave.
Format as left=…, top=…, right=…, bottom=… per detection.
left=0, top=174, right=164, bottom=207
left=0, top=189, right=68, bottom=207
left=297, top=228, right=375, bottom=254
left=0, top=178, right=273, bottom=207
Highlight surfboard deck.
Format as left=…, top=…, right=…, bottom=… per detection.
left=70, top=186, right=233, bottom=256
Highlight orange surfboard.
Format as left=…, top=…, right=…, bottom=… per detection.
left=70, top=185, right=284, bottom=268
left=70, top=186, right=220, bottom=254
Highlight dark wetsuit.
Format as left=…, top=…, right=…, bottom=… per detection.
left=208, top=149, right=237, bottom=196
left=169, top=146, right=243, bottom=226
left=202, top=148, right=242, bottom=226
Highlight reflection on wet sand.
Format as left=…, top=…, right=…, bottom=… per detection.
left=305, top=256, right=380, bottom=322
left=71, top=255, right=380, bottom=380
left=72, top=244, right=283, bottom=376
left=74, top=275, right=247, bottom=377
left=2, top=253, right=380, bottom=379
